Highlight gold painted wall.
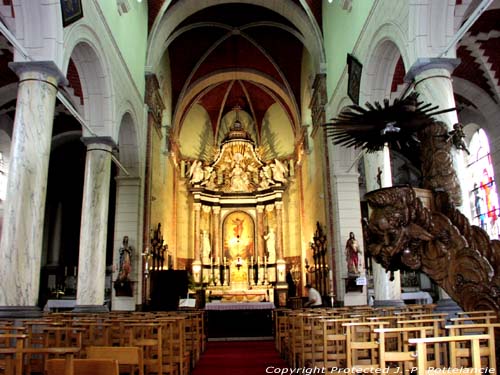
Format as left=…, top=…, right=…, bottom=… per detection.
left=149, top=129, right=169, bottom=246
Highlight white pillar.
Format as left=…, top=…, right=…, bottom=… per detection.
left=406, top=58, right=465, bottom=312
left=0, top=61, right=66, bottom=317
left=406, top=58, right=470, bottom=215
left=364, top=148, right=403, bottom=306
left=75, top=137, right=115, bottom=312
left=332, top=172, right=367, bottom=306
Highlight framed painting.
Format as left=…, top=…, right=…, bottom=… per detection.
left=347, top=53, right=362, bottom=105
left=60, top=0, right=83, bottom=27
left=223, top=211, right=255, bottom=261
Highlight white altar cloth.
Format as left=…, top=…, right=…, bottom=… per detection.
left=44, top=299, right=76, bottom=311
left=401, top=291, right=433, bottom=304
left=205, top=302, right=275, bottom=311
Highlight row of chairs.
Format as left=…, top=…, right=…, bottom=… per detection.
left=0, top=309, right=206, bottom=375
left=274, top=305, right=498, bottom=374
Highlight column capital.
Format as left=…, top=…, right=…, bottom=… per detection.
left=193, top=202, right=202, bottom=211
left=256, top=205, right=265, bottom=213
left=81, top=136, right=117, bottom=150
left=405, top=58, right=460, bottom=82
left=212, top=206, right=221, bottom=214
left=9, top=61, right=68, bottom=86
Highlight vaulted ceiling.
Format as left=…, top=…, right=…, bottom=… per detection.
left=159, top=1, right=319, bottom=154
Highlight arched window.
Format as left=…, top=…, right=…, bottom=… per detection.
left=467, top=128, right=500, bottom=238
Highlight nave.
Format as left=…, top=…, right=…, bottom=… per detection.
left=0, top=303, right=498, bottom=374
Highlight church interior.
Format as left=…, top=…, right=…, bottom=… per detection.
left=0, top=0, right=499, bottom=373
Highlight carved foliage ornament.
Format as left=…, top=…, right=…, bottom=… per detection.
left=364, top=186, right=500, bottom=312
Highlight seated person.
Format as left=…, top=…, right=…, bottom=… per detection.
left=304, top=284, right=322, bottom=308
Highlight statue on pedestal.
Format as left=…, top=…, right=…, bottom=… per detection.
left=263, top=228, right=276, bottom=263
left=201, top=230, right=211, bottom=264
left=114, top=235, right=133, bottom=297
left=345, top=232, right=361, bottom=275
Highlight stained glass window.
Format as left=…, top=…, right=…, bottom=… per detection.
left=467, top=129, right=500, bottom=238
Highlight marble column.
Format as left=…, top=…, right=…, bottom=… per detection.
left=74, top=137, right=115, bottom=313
left=193, top=203, right=201, bottom=261
left=406, top=58, right=470, bottom=214
left=212, top=206, right=221, bottom=262
left=275, top=202, right=284, bottom=260
left=0, top=61, right=66, bottom=317
left=192, top=203, right=202, bottom=283
left=406, top=58, right=466, bottom=312
left=364, top=148, right=404, bottom=306
left=256, top=205, right=265, bottom=259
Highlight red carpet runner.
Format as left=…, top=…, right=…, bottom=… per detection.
left=192, top=340, right=288, bottom=375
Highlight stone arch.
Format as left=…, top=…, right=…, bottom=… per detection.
left=362, top=31, right=407, bottom=103
left=147, top=0, right=325, bottom=74
left=453, top=77, right=500, bottom=138
left=63, top=25, right=114, bottom=138
left=117, top=112, right=140, bottom=177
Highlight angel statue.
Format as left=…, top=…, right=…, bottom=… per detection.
left=447, top=123, right=470, bottom=155
left=188, top=160, right=204, bottom=184
left=270, top=159, right=288, bottom=183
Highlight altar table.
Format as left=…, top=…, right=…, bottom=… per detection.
left=44, top=299, right=76, bottom=312
left=205, top=302, right=275, bottom=338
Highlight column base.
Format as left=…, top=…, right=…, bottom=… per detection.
left=0, top=306, right=43, bottom=318
left=373, top=299, right=405, bottom=307
left=73, top=304, right=109, bottom=313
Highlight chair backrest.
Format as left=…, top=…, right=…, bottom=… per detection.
left=46, top=358, right=119, bottom=375
left=408, top=334, right=494, bottom=375
left=86, top=345, right=143, bottom=375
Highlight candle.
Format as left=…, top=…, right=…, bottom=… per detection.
left=217, top=257, right=220, bottom=265
left=64, top=266, right=67, bottom=276
left=257, top=256, right=260, bottom=264
left=224, top=256, right=227, bottom=265
left=250, top=256, right=253, bottom=265
left=74, top=266, right=77, bottom=276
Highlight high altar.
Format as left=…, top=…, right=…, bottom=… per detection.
left=187, top=116, right=290, bottom=305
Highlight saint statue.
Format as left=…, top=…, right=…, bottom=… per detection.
left=188, top=160, right=204, bottom=184
left=201, top=230, right=211, bottom=264
left=345, top=232, right=361, bottom=274
left=114, top=235, right=133, bottom=296
left=263, top=228, right=276, bottom=263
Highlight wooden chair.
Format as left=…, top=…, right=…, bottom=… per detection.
left=375, top=326, right=437, bottom=374
left=343, top=321, right=389, bottom=371
left=124, top=323, right=162, bottom=375
left=409, top=334, right=495, bottom=375
left=46, top=358, right=119, bottom=375
left=315, top=318, right=352, bottom=369
left=86, top=346, right=144, bottom=375
left=0, top=334, right=27, bottom=375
